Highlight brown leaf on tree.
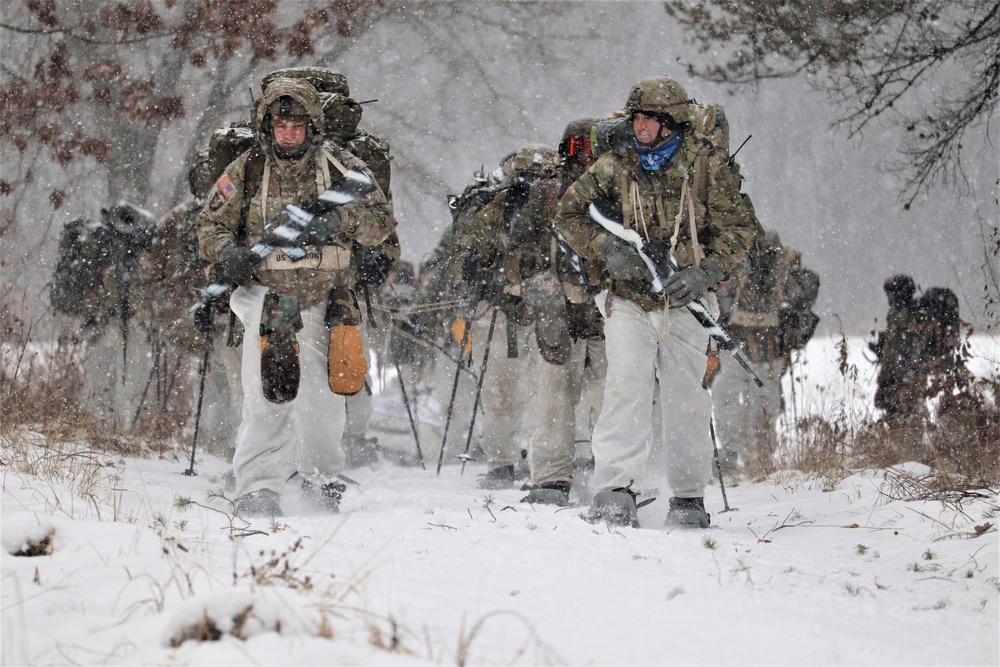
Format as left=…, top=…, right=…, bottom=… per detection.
left=49, top=189, right=67, bottom=209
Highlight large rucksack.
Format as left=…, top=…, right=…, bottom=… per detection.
left=914, top=287, right=960, bottom=365
left=51, top=205, right=157, bottom=327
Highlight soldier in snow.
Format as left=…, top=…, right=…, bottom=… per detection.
left=712, top=230, right=820, bottom=470
left=516, top=118, right=608, bottom=506
left=554, top=75, right=757, bottom=528
left=197, top=76, right=394, bottom=517
left=448, top=144, right=561, bottom=489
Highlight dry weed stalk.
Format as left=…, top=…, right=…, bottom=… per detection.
left=769, top=324, right=999, bottom=489
left=1, top=300, right=194, bottom=449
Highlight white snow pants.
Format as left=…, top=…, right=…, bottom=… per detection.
left=526, top=333, right=576, bottom=485
left=472, top=312, right=534, bottom=470
left=711, top=355, right=784, bottom=465
left=343, top=314, right=378, bottom=440
left=570, top=336, right=607, bottom=462
left=229, top=285, right=346, bottom=498
left=589, top=293, right=714, bottom=499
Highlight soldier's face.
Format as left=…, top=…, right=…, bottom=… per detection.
left=271, top=116, right=308, bottom=150
left=633, top=113, right=671, bottom=147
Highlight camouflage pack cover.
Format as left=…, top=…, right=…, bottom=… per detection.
left=500, top=144, right=560, bottom=181
left=261, top=67, right=350, bottom=97
left=51, top=205, right=157, bottom=330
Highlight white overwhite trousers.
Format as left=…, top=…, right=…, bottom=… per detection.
left=229, top=285, right=346, bottom=497
left=472, top=312, right=534, bottom=469
left=711, top=355, right=784, bottom=463
left=589, top=293, right=714, bottom=499
left=526, top=333, right=576, bottom=485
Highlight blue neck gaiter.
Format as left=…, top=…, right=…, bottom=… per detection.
left=636, top=132, right=684, bottom=171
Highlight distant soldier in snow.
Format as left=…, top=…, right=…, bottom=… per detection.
left=712, top=230, right=820, bottom=470
left=516, top=118, right=608, bottom=506
left=197, top=74, right=394, bottom=517
left=871, top=278, right=963, bottom=426
left=554, top=75, right=757, bottom=529
left=870, top=274, right=923, bottom=420
left=448, top=144, right=561, bottom=489
left=51, top=203, right=162, bottom=425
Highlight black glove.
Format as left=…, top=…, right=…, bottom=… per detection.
left=193, top=302, right=214, bottom=334
left=662, top=257, right=725, bottom=306
left=598, top=235, right=647, bottom=281
left=297, top=209, right=342, bottom=247
left=357, top=249, right=393, bottom=287
left=462, top=252, right=494, bottom=293
left=219, top=245, right=258, bottom=286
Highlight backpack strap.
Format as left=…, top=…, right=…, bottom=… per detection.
left=240, top=148, right=266, bottom=244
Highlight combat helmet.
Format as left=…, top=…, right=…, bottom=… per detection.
left=500, top=144, right=560, bottom=181
left=624, top=75, right=692, bottom=126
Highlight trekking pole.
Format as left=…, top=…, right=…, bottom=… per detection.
left=710, top=416, right=737, bottom=512
left=184, top=320, right=212, bottom=476
left=458, top=306, right=501, bottom=475
left=435, top=290, right=479, bottom=475
left=395, top=358, right=426, bottom=469
left=457, top=182, right=532, bottom=476
left=131, top=341, right=163, bottom=429
left=366, top=280, right=427, bottom=469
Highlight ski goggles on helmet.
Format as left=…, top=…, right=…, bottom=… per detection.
left=565, top=135, right=593, bottom=158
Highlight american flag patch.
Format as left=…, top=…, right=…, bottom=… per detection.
left=216, top=174, right=236, bottom=199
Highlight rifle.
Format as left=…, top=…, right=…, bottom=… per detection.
left=168, top=169, right=376, bottom=332
left=588, top=198, right=762, bottom=387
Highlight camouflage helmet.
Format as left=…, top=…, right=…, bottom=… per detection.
left=500, top=144, right=559, bottom=180
left=559, top=118, right=600, bottom=158
left=624, top=75, right=692, bottom=125
left=261, top=67, right=349, bottom=97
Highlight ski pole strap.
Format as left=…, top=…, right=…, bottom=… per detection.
left=506, top=311, right=518, bottom=358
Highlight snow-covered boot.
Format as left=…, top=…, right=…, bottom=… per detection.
left=520, top=480, right=571, bottom=506
left=234, top=488, right=282, bottom=517
left=477, top=464, right=515, bottom=490
left=664, top=496, right=711, bottom=529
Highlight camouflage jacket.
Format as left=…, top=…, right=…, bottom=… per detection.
left=449, top=175, right=575, bottom=324
left=554, top=133, right=756, bottom=312
left=197, top=143, right=393, bottom=311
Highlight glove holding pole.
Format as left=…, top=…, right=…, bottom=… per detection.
left=588, top=197, right=763, bottom=387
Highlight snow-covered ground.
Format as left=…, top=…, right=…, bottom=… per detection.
left=2, top=336, right=998, bottom=665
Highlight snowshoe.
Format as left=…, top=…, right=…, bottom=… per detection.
left=664, top=496, right=711, bottom=529
left=520, top=480, right=571, bottom=506
left=234, top=488, right=283, bottom=518
left=585, top=480, right=655, bottom=528
left=477, top=464, right=515, bottom=490
left=302, top=478, right=346, bottom=513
